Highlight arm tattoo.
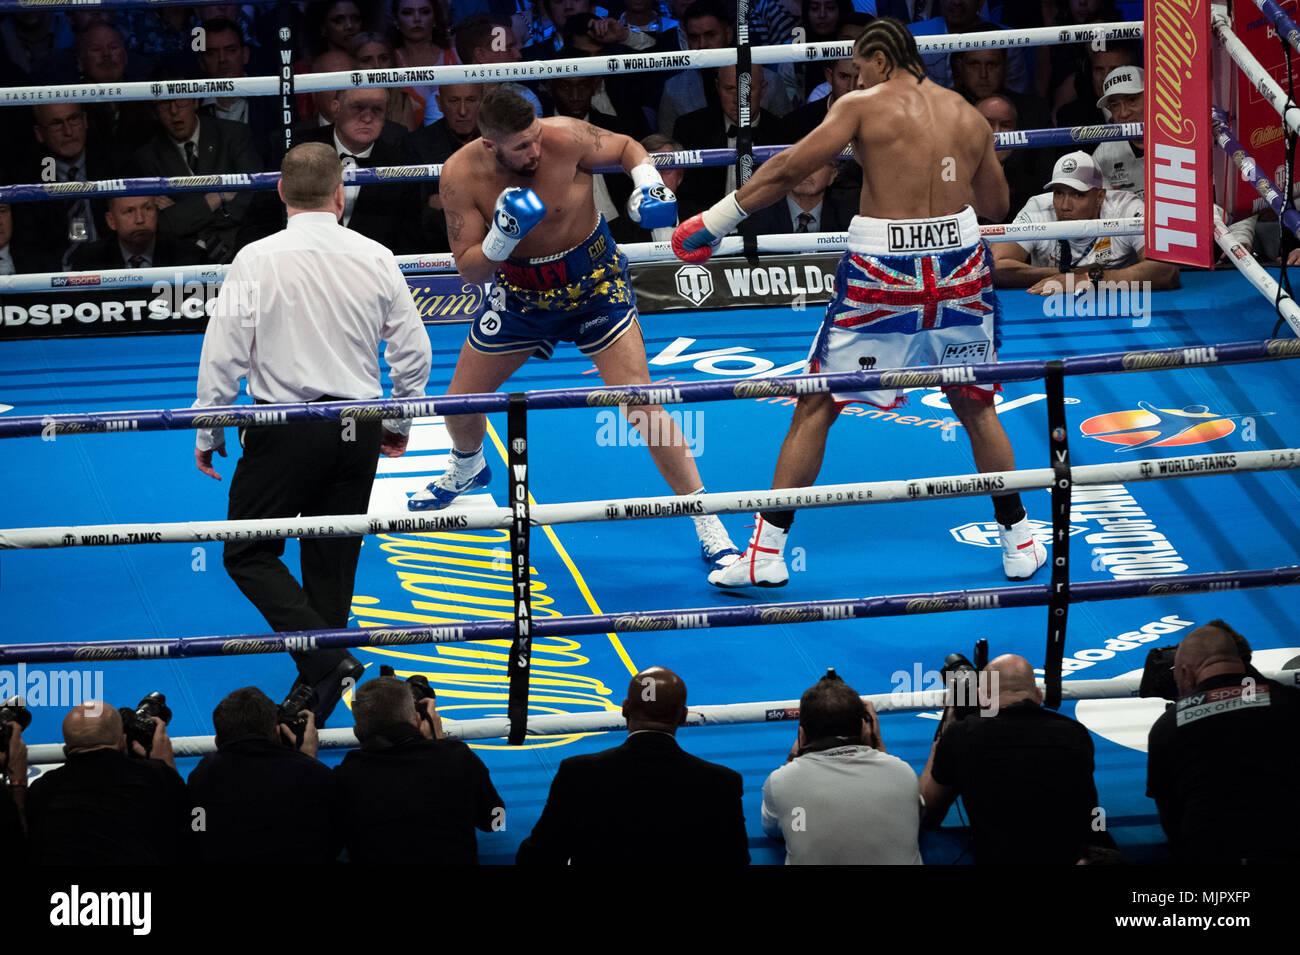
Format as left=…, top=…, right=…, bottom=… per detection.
left=583, top=122, right=612, bottom=153
left=446, top=208, right=465, bottom=243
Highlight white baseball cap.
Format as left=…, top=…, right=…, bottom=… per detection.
left=1096, top=66, right=1144, bottom=108
left=1044, top=151, right=1103, bottom=192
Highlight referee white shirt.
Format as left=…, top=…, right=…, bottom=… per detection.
left=193, top=211, right=431, bottom=453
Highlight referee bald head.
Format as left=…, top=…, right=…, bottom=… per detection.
left=278, top=142, right=345, bottom=216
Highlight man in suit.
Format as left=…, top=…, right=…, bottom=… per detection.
left=658, top=0, right=796, bottom=138
left=741, top=160, right=852, bottom=237
left=70, top=23, right=156, bottom=154
left=951, top=49, right=1049, bottom=132
left=517, top=666, right=749, bottom=864
left=975, top=94, right=1052, bottom=225
left=132, top=96, right=263, bottom=263
left=407, top=84, right=484, bottom=252
left=196, top=17, right=281, bottom=170
left=0, top=201, right=58, bottom=275
left=68, top=195, right=206, bottom=271
left=784, top=51, right=860, bottom=141
left=673, top=65, right=790, bottom=219
left=14, top=103, right=118, bottom=270
left=297, top=87, right=423, bottom=254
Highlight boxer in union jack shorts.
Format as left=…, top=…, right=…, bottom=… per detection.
left=672, top=16, right=1046, bottom=587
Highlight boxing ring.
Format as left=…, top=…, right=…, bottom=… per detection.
left=2, top=1, right=1300, bottom=865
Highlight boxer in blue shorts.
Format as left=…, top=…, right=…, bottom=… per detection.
left=672, top=17, right=1046, bottom=587
left=409, top=86, right=741, bottom=575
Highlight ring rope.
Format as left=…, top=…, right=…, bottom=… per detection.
left=0, top=335, right=1292, bottom=440
left=22, top=668, right=1300, bottom=764
left=0, top=124, right=1144, bottom=206
left=1250, top=0, right=1300, bottom=56
left=0, top=216, right=1147, bottom=293
left=0, top=22, right=1143, bottom=108
left=1214, top=9, right=1300, bottom=138
left=5, top=447, right=1299, bottom=550
left=3, top=566, right=1297, bottom=666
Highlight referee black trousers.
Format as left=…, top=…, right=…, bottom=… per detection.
left=223, top=412, right=382, bottom=684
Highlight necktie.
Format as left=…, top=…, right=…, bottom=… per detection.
left=128, top=254, right=145, bottom=268
left=796, top=212, right=814, bottom=233
left=1057, top=239, right=1072, bottom=272
left=725, top=126, right=739, bottom=139
left=184, top=140, right=198, bottom=174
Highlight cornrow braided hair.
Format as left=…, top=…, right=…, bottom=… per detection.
left=853, top=16, right=927, bottom=83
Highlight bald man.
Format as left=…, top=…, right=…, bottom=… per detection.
left=919, top=654, right=1105, bottom=864
left=517, top=666, right=749, bottom=864
left=25, top=702, right=191, bottom=864
left=1146, top=621, right=1300, bottom=864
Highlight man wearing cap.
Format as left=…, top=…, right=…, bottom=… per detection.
left=1092, top=66, right=1145, bottom=199
left=992, top=150, right=1179, bottom=294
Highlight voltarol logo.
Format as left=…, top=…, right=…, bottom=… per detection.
left=674, top=264, right=713, bottom=306
left=1080, top=402, right=1269, bottom=452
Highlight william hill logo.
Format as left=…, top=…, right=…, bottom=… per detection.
left=1080, top=401, right=1268, bottom=452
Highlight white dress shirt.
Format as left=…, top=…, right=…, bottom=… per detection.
left=334, top=133, right=375, bottom=228
left=0, top=244, right=14, bottom=275
left=1013, top=190, right=1145, bottom=269
left=787, top=196, right=822, bottom=232
left=193, top=211, right=432, bottom=451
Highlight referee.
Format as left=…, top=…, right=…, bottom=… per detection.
left=193, top=142, right=432, bottom=725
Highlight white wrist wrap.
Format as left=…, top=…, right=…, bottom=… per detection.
left=700, top=193, right=749, bottom=237
left=481, top=226, right=518, bottom=262
left=631, top=161, right=664, bottom=190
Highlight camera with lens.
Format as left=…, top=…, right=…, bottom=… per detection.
left=1140, top=629, right=1257, bottom=703
left=935, top=639, right=988, bottom=736
left=277, top=682, right=317, bottom=750
left=0, top=697, right=32, bottom=755
left=119, top=692, right=172, bottom=757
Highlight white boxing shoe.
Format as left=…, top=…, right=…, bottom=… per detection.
left=694, top=513, right=741, bottom=572
left=707, top=514, right=789, bottom=588
left=1000, top=515, right=1047, bottom=580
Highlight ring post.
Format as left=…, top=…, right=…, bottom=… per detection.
left=507, top=393, right=532, bottom=745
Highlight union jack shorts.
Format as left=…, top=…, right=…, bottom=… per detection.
left=808, top=238, right=1003, bottom=409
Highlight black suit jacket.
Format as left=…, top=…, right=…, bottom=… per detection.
left=10, top=144, right=119, bottom=270
left=202, top=95, right=283, bottom=170
left=68, top=233, right=206, bottom=271
left=672, top=107, right=791, bottom=219
left=741, top=192, right=854, bottom=238
left=331, top=724, right=503, bottom=864
left=783, top=95, right=831, bottom=142
left=25, top=749, right=192, bottom=865
left=131, top=115, right=264, bottom=262
left=516, top=732, right=749, bottom=865
left=186, top=736, right=341, bottom=864
left=297, top=126, right=422, bottom=254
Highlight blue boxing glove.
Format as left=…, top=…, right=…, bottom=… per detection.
left=627, top=161, right=677, bottom=230
left=482, top=187, right=547, bottom=261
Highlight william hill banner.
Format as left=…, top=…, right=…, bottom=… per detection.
left=1145, top=0, right=1214, bottom=268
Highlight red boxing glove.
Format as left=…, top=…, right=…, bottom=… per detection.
left=671, top=214, right=721, bottom=263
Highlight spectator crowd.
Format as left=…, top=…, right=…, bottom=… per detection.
left=2, top=618, right=1296, bottom=865
left=6, top=0, right=1260, bottom=287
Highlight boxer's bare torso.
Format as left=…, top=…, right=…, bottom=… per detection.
left=441, top=117, right=614, bottom=263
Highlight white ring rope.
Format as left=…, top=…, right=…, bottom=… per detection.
left=5, top=447, right=1296, bottom=550
left=0, top=23, right=1143, bottom=106
left=22, top=668, right=1298, bottom=764
left=1213, top=208, right=1300, bottom=337
left=1213, top=9, right=1300, bottom=138
left=0, top=217, right=1146, bottom=293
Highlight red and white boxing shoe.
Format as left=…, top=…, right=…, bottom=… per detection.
left=707, top=513, right=789, bottom=588
left=1000, top=515, right=1047, bottom=580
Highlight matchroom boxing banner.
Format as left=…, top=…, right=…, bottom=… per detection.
left=1145, top=0, right=1215, bottom=268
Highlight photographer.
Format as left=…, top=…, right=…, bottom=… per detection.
left=186, top=687, right=340, bottom=864
left=761, top=672, right=922, bottom=865
left=1146, top=621, right=1300, bottom=863
left=0, top=714, right=27, bottom=866
left=332, top=676, right=503, bottom=864
left=919, top=654, right=1106, bottom=864
left=26, top=701, right=192, bottom=864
